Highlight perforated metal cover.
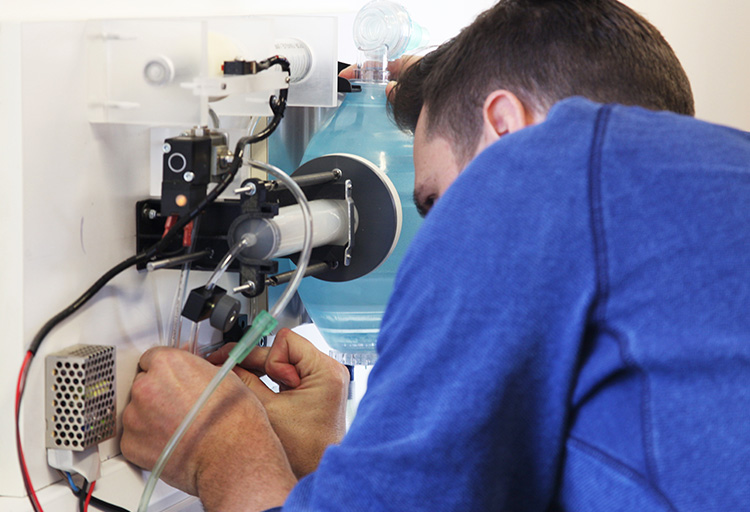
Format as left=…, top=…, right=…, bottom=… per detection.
left=45, top=345, right=116, bottom=450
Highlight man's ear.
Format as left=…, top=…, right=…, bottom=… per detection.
left=479, top=90, right=534, bottom=147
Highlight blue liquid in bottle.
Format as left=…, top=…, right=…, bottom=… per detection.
left=296, top=83, right=421, bottom=364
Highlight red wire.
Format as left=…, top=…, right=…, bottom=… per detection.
left=162, top=214, right=178, bottom=239
left=182, top=220, right=194, bottom=247
left=84, top=481, right=96, bottom=511
left=16, top=350, right=44, bottom=512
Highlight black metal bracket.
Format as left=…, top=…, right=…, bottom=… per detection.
left=135, top=198, right=242, bottom=271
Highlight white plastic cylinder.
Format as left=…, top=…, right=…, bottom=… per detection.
left=234, top=199, right=355, bottom=260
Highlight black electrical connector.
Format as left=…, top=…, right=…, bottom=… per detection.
left=223, top=59, right=259, bottom=75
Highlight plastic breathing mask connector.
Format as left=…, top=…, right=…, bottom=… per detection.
left=353, top=0, right=429, bottom=83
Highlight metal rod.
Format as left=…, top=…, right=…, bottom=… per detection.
left=147, top=249, right=213, bottom=271
left=266, top=261, right=332, bottom=286
left=261, top=168, right=342, bottom=192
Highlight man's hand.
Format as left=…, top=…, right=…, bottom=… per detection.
left=208, top=329, right=350, bottom=478
left=339, top=55, right=422, bottom=100
left=121, top=347, right=297, bottom=512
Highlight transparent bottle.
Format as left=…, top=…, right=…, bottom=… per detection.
left=296, top=82, right=422, bottom=365
left=279, top=1, right=427, bottom=365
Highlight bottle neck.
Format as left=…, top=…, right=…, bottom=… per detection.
left=353, top=46, right=389, bottom=84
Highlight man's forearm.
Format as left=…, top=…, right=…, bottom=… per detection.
left=195, top=448, right=297, bottom=512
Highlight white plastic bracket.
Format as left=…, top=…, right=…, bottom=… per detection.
left=181, top=70, right=289, bottom=98
left=47, top=446, right=102, bottom=483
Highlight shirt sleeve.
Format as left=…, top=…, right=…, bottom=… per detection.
left=283, top=101, right=601, bottom=511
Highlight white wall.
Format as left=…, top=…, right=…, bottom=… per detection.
left=624, top=0, right=750, bottom=129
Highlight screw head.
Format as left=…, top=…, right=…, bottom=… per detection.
left=183, top=171, right=195, bottom=182
left=162, top=143, right=171, bottom=153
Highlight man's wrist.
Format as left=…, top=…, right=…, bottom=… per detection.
left=195, top=447, right=297, bottom=512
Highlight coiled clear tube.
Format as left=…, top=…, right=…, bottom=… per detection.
left=137, top=160, right=313, bottom=512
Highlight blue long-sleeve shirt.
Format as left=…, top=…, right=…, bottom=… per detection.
left=280, top=98, right=750, bottom=511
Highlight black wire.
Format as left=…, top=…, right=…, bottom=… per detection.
left=88, top=495, right=131, bottom=512
left=18, top=54, right=290, bottom=512
left=70, top=478, right=131, bottom=512
left=28, top=254, right=144, bottom=355
left=79, top=479, right=88, bottom=512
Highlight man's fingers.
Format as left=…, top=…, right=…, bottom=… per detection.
left=233, top=366, right=276, bottom=403
left=137, top=346, right=172, bottom=372
left=207, top=343, right=271, bottom=373
left=265, top=329, right=325, bottom=388
left=339, top=64, right=356, bottom=80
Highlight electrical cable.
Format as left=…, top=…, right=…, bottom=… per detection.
left=85, top=481, right=96, bottom=512
left=78, top=480, right=87, bottom=512
left=136, top=148, right=312, bottom=512
left=64, top=471, right=80, bottom=493
left=64, top=473, right=131, bottom=512
left=16, top=351, right=41, bottom=512
left=15, top=55, right=290, bottom=512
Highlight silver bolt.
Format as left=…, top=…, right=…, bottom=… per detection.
left=184, top=171, right=195, bottom=182
left=147, top=209, right=157, bottom=220
left=234, top=183, right=257, bottom=196
left=233, top=282, right=257, bottom=294
left=332, top=168, right=342, bottom=179
left=162, top=143, right=171, bottom=153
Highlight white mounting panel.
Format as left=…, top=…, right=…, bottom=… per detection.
left=87, top=15, right=337, bottom=125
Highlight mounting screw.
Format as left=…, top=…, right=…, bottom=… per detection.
left=162, top=143, right=171, bottom=153
left=142, top=207, right=158, bottom=220
left=183, top=171, right=195, bottom=182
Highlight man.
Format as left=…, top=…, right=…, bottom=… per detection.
left=122, top=1, right=750, bottom=510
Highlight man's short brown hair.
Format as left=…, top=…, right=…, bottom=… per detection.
left=391, top=0, right=694, bottom=164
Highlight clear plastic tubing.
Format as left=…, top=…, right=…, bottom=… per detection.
left=166, top=219, right=201, bottom=348
left=187, top=321, right=201, bottom=355
left=137, top=160, right=313, bottom=512
left=204, top=233, right=257, bottom=292
left=166, top=264, right=190, bottom=347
